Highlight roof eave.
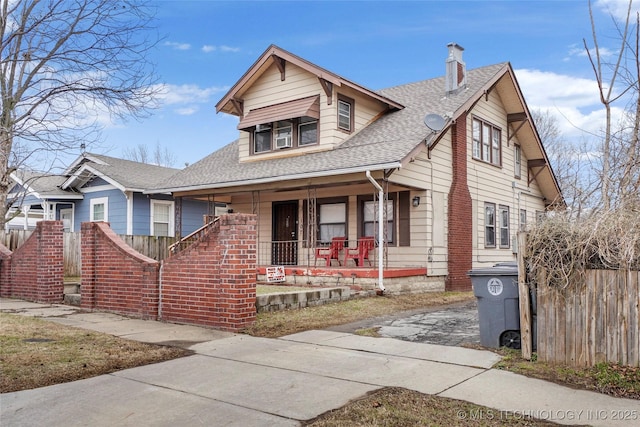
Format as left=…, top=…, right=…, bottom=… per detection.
left=146, top=162, right=403, bottom=195
left=215, top=45, right=404, bottom=116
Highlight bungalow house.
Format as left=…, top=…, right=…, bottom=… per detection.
left=150, top=44, right=562, bottom=292
left=6, top=153, right=213, bottom=236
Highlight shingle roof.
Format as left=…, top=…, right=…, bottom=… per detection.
left=151, top=63, right=508, bottom=193
left=11, top=170, right=71, bottom=198
left=71, top=153, right=181, bottom=191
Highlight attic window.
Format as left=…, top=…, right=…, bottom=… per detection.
left=337, top=95, right=353, bottom=133
left=254, top=125, right=272, bottom=153
left=251, top=117, right=318, bottom=154
left=298, top=117, right=317, bottom=146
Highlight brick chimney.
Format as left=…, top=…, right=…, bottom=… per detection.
left=445, top=43, right=466, bottom=94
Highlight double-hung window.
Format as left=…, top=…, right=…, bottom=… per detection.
left=337, top=95, right=353, bottom=132
left=90, top=197, right=108, bottom=222
left=485, top=202, right=496, bottom=248
left=499, top=205, right=510, bottom=248
left=514, top=145, right=522, bottom=179
left=473, top=118, right=502, bottom=166
left=274, top=121, right=292, bottom=148
left=519, top=209, right=527, bottom=232
left=151, top=201, right=173, bottom=237
left=318, top=202, right=346, bottom=242
left=298, top=117, right=317, bottom=146
left=363, top=199, right=394, bottom=243
left=254, top=125, right=272, bottom=153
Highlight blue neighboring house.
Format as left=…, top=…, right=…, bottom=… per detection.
left=6, top=153, right=213, bottom=236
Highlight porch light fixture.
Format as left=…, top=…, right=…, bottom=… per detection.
left=412, top=196, right=420, bottom=207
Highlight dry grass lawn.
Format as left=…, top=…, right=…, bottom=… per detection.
left=303, top=387, right=564, bottom=426
left=0, top=313, right=190, bottom=393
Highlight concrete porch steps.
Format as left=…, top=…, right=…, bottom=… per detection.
left=63, top=280, right=81, bottom=306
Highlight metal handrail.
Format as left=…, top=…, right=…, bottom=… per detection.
left=168, top=216, right=220, bottom=255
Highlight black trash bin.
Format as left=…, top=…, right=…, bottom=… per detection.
left=468, top=265, right=521, bottom=349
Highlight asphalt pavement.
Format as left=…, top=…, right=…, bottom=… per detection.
left=1, top=297, right=639, bottom=427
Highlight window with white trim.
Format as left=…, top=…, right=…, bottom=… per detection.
left=473, top=118, right=502, bottom=166
left=318, top=202, right=346, bottom=242
left=337, top=95, right=354, bottom=132
left=499, top=205, right=510, bottom=248
left=363, top=199, right=394, bottom=243
left=90, top=197, right=108, bottom=222
left=485, top=202, right=495, bottom=248
left=274, top=120, right=292, bottom=148
left=514, top=145, right=522, bottom=179
left=151, top=201, right=173, bottom=237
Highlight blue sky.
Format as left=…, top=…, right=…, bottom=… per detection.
left=95, top=0, right=639, bottom=168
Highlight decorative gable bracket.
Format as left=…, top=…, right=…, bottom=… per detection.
left=527, top=158, right=547, bottom=185
left=318, top=78, right=333, bottom=105
left=507, top=112, right=528, bottom=146
left=230, top=98, right=244, bottom=117
left=272, top=55, right=286, bottom=81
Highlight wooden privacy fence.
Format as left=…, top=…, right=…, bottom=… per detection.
left=1, top=230, right=175, bottom=277
left=536, top=269, right=639, bottom=367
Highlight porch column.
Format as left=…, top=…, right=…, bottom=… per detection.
left=174, top=196, right=182, bottom=239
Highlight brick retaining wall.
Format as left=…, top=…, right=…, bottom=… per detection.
left=161, top=214, right=257, bottom=331
left=0, top=221, right=64, bottom=303
left=81, top=222, right=160, bottom=319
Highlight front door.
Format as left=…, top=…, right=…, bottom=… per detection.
left=272, top=201, right=298, bottom=265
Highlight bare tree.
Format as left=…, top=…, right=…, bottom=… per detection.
left=532, top=109, right=601, bottom=216
left=1, top=0, right=160, bottom=228
left=616, top=10, right=640, bottom=206
left=122, top=142, right=177, bottom=167
left=584, top=0, right=637, bottom=210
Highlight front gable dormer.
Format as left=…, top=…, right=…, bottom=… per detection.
left=216, top=45, right=404, bottom=163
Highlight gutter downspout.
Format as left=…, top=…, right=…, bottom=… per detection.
left=366, top=171, right=386, bottom=294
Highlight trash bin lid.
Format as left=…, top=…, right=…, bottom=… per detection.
left=493, top=261, right=517, bottom=268
left=467, top=265, right=518, bottom=276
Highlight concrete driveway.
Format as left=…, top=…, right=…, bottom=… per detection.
left=327, top=299, right=481, bottom=347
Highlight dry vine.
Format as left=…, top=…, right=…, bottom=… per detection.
left=525, top=205, right=640, bottom=290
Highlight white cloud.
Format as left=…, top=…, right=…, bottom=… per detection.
left=201, top=44, right=240, bottom=53
left=175, top=107, right=198, bottom=115
left=219, top=45, right=240, bottom=52
left=156, top=84, right=227, bottom=105
left=595, top=0, right=640, bottom=21
left=514, top=68, right=620, bottom=138
left=164, top=41, right=191, bottom=50
left=565, top=43, right=616, bottom=61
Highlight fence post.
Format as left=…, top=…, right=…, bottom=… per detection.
left=518, top=232, right=532, bottom=360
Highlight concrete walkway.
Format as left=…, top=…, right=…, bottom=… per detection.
left=1, top=298, right=639, bottom=426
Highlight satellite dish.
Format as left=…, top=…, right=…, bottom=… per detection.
left=423, top=113, right=446, bottom=132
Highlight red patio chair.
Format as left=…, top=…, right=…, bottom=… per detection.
left=343, top=236, right=375, bottom=267
left=314, top=236, right=345, bottom=266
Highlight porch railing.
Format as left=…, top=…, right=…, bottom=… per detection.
left=258, top=238, right=379, bottom=267
left=169, top=216, right=219, bottom=256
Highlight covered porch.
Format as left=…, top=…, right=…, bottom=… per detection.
left=171, top=170, right=443, bottom=294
